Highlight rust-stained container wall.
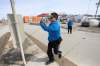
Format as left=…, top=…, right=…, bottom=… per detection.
left=23, top=16, right=41, bottom=24
left=32, top=16, right=42, bottom=24
left=23, top=16, right=30, bottom=23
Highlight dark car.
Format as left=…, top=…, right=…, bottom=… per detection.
left=81, top=22, right=90, bottom=27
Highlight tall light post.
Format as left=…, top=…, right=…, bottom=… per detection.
left=10, top=0, right=26, bottom=65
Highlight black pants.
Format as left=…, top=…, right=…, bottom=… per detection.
left=68, top=26, right=72, bottom=34
left=47, top=37, right=62, bottom=61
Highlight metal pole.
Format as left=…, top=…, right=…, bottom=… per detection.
left=10, top=0, right=26, bottom=65
left=95, top=0, right=100, bottom=18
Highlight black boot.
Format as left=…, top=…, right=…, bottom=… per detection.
left=58, top=51, right=62, bottom=59
left=45, top=60, right=54, bottom=65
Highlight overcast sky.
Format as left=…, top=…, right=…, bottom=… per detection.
left=0, top=0, right=99, bottom=19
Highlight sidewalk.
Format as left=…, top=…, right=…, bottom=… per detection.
left=24, top=24, right=100, bottom=66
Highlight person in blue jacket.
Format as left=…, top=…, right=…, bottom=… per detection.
left=67, top=18, right=73, bottom=34
left=40, top=12, right=62, bottom=65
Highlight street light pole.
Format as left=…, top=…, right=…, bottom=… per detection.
left=95, top=0, right=100, bottom=18
left=10, top=0, right=26, bottom=65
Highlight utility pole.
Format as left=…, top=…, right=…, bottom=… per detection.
left=95, top=0, right=100, bottom=18
left=10, top=0, right=26, bottom=65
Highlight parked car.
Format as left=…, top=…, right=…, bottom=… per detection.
left=89, top=18, right=99, bottom=27
left=81, top=21, right=90, bottom=27
left=81, top=16, right=99, bottom=27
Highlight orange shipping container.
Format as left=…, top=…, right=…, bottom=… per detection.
left=23, top=16, right=30, bottom=23
left=32, top=16, right=42, bottom=24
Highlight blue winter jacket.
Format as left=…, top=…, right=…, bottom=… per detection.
left=40, top=21, right=61, bottom=42
left=67, top=19, right=73, bottom=26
